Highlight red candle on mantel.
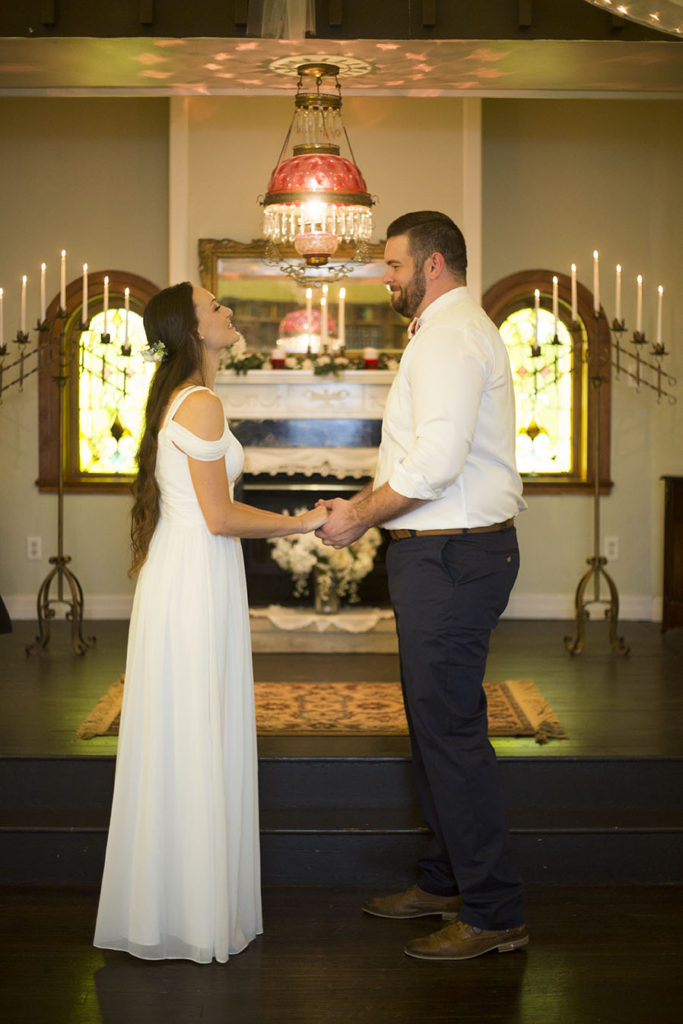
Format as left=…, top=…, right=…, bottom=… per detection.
left=363, top=346, right=378, bottom=369
left=270, top=348, right=286, bottom=369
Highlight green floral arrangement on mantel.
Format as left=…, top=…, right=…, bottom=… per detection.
left=219, top=336, right=400, bottom=377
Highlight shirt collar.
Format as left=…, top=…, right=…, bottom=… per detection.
left=418, top=286, right=469, bottom=325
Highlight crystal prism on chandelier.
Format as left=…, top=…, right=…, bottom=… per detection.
left=260, top=63, right=375, bottom=280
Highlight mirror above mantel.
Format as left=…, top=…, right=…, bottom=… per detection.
left=198, top=238, right=407, bottom=353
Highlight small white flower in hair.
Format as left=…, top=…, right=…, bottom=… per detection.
left=142, top=339, right=168, bottom=363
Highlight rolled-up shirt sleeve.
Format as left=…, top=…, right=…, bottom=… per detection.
left=388, top=326, right=488, bottom=500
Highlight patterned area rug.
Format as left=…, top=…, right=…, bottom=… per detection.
left=77, top=677, right=567, bottom=744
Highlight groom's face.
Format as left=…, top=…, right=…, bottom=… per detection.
left=383, top=234, right=427, bottom=319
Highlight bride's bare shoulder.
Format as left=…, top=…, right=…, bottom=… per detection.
left=170, top=387, right=225, bottom=441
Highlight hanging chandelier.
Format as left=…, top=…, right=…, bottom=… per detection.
left=259, top=62, right=375, bottom=282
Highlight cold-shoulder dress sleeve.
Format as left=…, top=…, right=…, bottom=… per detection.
left=165, top=419, right=231, bottom=462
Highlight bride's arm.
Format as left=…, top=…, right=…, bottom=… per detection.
left=189, top=459, right=324, bottom=538
left=176, top=390, right=325, bottom=538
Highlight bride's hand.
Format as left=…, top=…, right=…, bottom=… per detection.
left=297, top=506, right=328, bottom=533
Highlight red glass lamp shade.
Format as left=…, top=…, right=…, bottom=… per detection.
left=278, top=307, right=336, bottom=337
left=265, top=153, right=371, bottom=202
left=261, top=63, right=374, bottom=268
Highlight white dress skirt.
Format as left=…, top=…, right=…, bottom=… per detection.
left=94, top=385, right=262, bottom=963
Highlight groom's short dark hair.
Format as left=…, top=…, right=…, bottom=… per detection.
left=386, top=211, right=467, bottom=279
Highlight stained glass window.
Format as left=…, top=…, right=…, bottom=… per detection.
left=483, top=270, right=611, bottom=494
left=77, top=308, right=155, bottom=476
left=499, top=307, right=580, bottom=476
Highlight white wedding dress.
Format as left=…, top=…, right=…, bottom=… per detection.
left=94, top=385, right=262, bottom=963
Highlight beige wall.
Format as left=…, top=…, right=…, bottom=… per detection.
left=0, top=98, right=169, bottom=614
left=1, top=94, right=681, bottom=619
left=184, top=95, right=467, bottom=271
left=483, top=99, right=683, bottom=614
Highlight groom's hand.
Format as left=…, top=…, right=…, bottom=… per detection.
left=315, top=498, right=367, bottom=549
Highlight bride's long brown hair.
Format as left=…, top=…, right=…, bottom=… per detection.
left=130, top=282, right=206, bottom=576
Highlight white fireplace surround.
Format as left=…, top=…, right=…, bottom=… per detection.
left=215, top=368, right=395, bottom=478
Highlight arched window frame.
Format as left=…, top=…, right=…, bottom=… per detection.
left=482, top=269, right=612, bottom=495
left=38, top=270, right=159, bottom=494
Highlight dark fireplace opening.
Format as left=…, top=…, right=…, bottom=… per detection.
left=235, top=473, right=390, bottom=608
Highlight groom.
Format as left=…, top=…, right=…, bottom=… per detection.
left=316, top=211, right=528, bottom=961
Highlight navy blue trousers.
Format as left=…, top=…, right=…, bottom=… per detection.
left=386, top=528, right=525, bottom=931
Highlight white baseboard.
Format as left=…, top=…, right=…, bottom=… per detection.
left=504, top=593, right=661, bottom=621
left=4, top=594, right=134, bottom=621
left=4, top=592, right=662, bottom=622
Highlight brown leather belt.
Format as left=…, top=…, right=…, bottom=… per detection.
left=388, top=518, right=515, bottom=540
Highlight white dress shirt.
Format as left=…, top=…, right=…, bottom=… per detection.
left=374, top=287, right=526, bottom=530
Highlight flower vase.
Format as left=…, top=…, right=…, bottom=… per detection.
left=313, top=568, right=340, bottom=615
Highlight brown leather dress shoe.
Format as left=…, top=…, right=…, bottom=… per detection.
left=404, top=918, right=529, bottom=960
left=362, top=884, right=463, bottom=919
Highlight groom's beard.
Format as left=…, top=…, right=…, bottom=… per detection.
left=389, top=267, right=427, bottom=319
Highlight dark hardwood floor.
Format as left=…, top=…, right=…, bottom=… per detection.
left=1, top=617, right=682, bottom=758
left=1, top=617, right=682, bottom=1022
left=1, top=883, right=682, bottom=1024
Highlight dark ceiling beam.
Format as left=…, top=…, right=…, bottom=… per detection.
left=139, top=2, right=155, bottom=28
left=40, top=1, right=56, bottom=27
left=1, top=0, right=673, bottom=42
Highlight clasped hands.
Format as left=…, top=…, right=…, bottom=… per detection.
left=314, top=497, right=367, bottom=549
left=296, top=497, right=368, bottom=548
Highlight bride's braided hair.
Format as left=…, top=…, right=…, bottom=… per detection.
left=130, top=282, right=205, bottom=576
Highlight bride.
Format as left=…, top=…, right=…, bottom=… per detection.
left=94, top=282, right=326, bottom=963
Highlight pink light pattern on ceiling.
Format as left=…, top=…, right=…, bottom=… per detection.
left=0, top=37, right=680, bottom=95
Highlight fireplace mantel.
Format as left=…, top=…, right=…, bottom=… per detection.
left=215, top=369, right=395, bottom=605
left=215, top=368, right=395, bottom=422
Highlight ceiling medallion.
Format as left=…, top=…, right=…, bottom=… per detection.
left=259, top=62, right=376, bottom=285
left=268, top=55, right=374, bottom=78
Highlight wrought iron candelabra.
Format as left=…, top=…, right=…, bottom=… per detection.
left=36, top=311, right=95, bottom=656
left=1, top=311, right=96, bottom=655
left=562, top=312, right=676, bottom=656
left=0, top=330, right=38, bottom=396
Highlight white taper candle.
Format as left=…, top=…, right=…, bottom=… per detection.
left=305, top=287, right=312, bottom=348
left=82, top=264, right=88, bottom=324
left=320, top=295, right=328, bottom=352
left=103, top=276, right=109, bottom=335
left=656, top=285, right=663, bottom=346
left=338, top=287, right=346, bottom=348
left=20, top=275, right=27, bottom=334
left=60, top=250, right=66, bottom=311
left=40, top=263, right=46, bottom=323
left=534, top=289, right=540, bottom=344
left=636, top=275, right=643, bottom=333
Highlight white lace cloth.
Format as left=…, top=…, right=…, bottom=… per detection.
left=250, top=605, right=395, bottom=633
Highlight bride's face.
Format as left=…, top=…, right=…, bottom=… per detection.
left=192, top=286, right=239, bottom=352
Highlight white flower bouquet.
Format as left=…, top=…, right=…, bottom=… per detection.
left=268, top=511, right=383, bottom=603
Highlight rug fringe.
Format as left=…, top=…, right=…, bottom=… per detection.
left=534, top=716, right=570, bottom=745
left=76, top=676, right=125, bottom=740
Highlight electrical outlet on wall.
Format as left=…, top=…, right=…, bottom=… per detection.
left=604, top=536, right=619, bottom=561
left=26, top=536, right=42, bottom=560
